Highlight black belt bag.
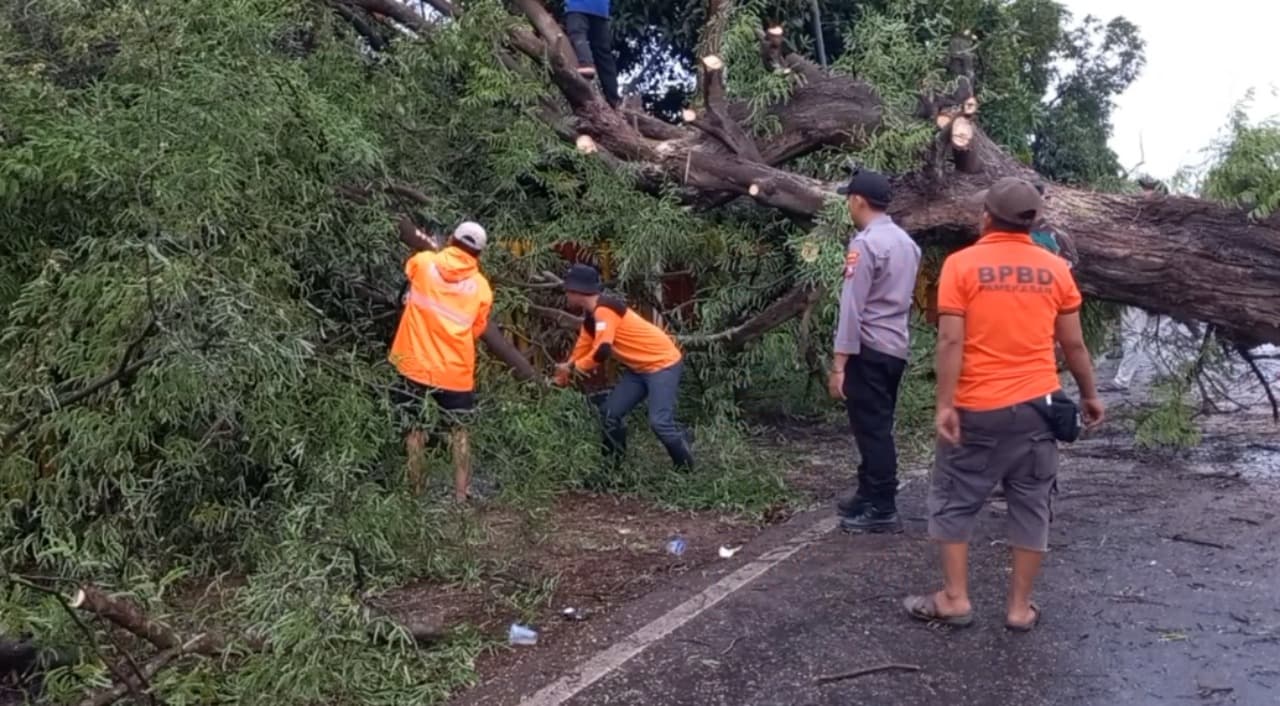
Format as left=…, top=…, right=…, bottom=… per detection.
left=1033, top=391, right=1082, bottom=443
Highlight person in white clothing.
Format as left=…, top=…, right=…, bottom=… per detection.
left=1106, top=307, right=1153, bottom=391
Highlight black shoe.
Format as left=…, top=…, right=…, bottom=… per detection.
left=836, top=491, right=870, bottom=517
left=840, top=507, right=903, bottom=534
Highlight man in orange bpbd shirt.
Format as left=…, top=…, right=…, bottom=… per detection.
left=553, top=264, right=693, bottom=469
left=389, top=221, right=493, bottom=503
left=902, top=178, right=1103, bottom=632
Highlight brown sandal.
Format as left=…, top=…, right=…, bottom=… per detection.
left=903, top=594, right=974, bottom=627
left=1005, top=602, right=1042, bottom=632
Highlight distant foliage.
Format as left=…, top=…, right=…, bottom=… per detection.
left=1199, top=98, right=1280, bottom=219
left=0, top=0, right=1150, bottom=702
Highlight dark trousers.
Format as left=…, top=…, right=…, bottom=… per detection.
left=599, top=362, right=693, bottom=467
left=843, top=347, right=907, bottom=509
left=565, top=12, right=619, bottom=107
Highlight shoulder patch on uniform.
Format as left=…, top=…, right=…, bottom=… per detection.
left=843, top=249, right=860, bottom=279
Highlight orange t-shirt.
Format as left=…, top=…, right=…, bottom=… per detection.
left=389, top=247, right=493, bottom=392
left=937, top=232, right=1082, bottom=411
left=568, top=296, right=682, bottom=374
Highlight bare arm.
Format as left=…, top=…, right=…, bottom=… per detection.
left=935, top=315, right=965, bottom=408
left=832, top=352, right=849, bottom=372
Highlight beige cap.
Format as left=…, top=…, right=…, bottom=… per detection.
left=452, top=221, right=487, bottom=252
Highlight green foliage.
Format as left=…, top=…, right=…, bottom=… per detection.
left=1197, top=96, right=1280, bottom=219
left=1134, top=375, right=1202, bottom=450
left=0, top=1, right=794, bottom=702
left=0, top=0, right=1158, bottom=701
left=1032, top=14, right=1145, bottom=183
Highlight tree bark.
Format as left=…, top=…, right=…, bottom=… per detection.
left=0, top=636, right=77, bottom=676
left=498, top=0, right=1280, bottom=346
left=342, top=0, right=1280, bottom=346
left=344, top=0, right=430, bottom=32
left=70, top=586, right=253, bottom=656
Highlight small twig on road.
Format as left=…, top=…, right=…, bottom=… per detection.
left=1228, top=516, right=1262, bottom=526
left=1191, top=471, right=1242, bottom=481
left=816, top=663, right=922, bottom=685
left=720, top=636, right=742, bottom=656
left=1107, top=593, right=1169, bottom=607
left=1164, top=534, right=1234, bottom=551
left=1196, top=684, right=1234, bottom=699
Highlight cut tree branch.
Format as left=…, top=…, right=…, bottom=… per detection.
left=331, top=2, right=389, bottom=51
left=418, top=0, right=455, bottom=19
left=345, top=0, right=429, bottom=32
left=79, top=648, right=181, bottom=706
left=756, top=26, right=823, bottom=82
left=680, top=283, right=823, bottom=352
left=71, top=586, right=257, bottom=656
left=684, top=1, right=763, bottom=162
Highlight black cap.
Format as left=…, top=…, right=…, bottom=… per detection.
left=836, top=168, right=892, bottom=208
left=563, top=264, right=602, bottom=295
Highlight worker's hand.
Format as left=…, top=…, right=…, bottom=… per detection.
left=827, top=370, right=846, bottom=401
left=935, top=405, right=961, bottom=446
left=553, top=363, right=573, bottom=387
left=1081, top=396, right=1105, bottom=430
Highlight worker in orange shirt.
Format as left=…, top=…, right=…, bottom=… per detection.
left=553, top=264, right=694, bottom=469
left=389, top=221, right=493, bottom=502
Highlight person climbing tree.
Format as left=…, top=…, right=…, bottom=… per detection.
left=389, top=222, right=493, bottom=502
left=563, top=0, right=620, bottom=107
left=553, top=264, right=694, bottom=469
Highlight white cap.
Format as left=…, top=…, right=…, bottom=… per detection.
left=452, top=221, right=487, bottom=252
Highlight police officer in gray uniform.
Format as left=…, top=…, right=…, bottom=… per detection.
left=828, top=169, right=922, bottom=533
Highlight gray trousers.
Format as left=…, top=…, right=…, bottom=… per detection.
left=598, top=362, right=693, bottom=468
left=928, top=399, right=1058, bottom=551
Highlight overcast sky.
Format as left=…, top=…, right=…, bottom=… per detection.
left=1060, top=0, right=1280, bottom=180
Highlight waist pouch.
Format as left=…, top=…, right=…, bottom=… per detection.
left=1033, top=391, right=1082, bottom=443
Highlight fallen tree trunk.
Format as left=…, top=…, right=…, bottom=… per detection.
left=500, top=0, right=1280, bottom=346
left=339, top=0, right=1280, bottom=348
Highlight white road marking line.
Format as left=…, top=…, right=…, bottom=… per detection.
left=519, top=515, right=840, bottom=706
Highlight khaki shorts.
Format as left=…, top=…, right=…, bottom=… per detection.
left=927, top=400, right=1058, bottom=552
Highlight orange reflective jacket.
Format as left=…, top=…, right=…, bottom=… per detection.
left=389, top=247, right=493, bottom=392
left=567, top=296, right=682, bottom=375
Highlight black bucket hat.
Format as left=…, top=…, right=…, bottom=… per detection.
left=563, top=264, right=602, bottom=295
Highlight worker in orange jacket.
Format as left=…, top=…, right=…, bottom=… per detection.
left=554, top=264, right=693, bottom=468
left=389, top=221, right=493, bottom=502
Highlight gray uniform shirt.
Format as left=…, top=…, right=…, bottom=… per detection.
left=833, top=214, right=922, bottom=360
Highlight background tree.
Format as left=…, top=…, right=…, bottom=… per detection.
left=1197, top=97, right=1280, bottom=219
left=1, top=0, right=1277, bottom=703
